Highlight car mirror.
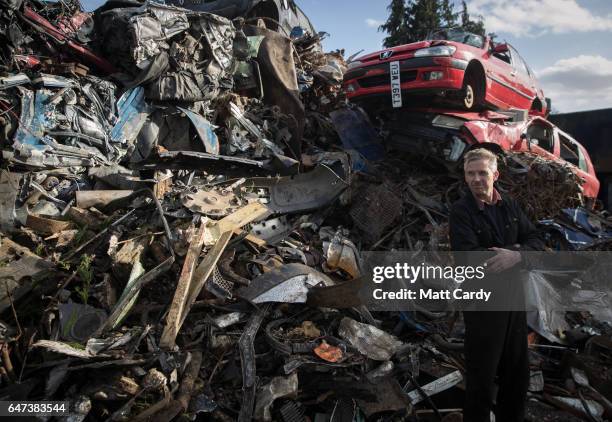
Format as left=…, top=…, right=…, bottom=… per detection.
left=492, top=43, right=509, bottom=54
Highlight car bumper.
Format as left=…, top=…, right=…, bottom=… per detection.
left=343, top=57, right=468, bottom=100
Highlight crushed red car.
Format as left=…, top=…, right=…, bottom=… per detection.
left=20, top=6, right=116, bottom=74
left=464, top=116, right=599, bottom=199
left=343, top=28, right=549, bottom=116
left=383, top=109, right=599, bottom=200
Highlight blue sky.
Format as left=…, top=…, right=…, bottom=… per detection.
left=81, top=0, right=612, bottom=112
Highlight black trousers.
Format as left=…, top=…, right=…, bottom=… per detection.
left=463, top=311, right=529, bottom=422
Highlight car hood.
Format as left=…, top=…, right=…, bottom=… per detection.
left=462, top=120, right=524, bottom=151
left=356, top=40, right=448, bottom=62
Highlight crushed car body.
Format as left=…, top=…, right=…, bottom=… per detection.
left=383, top=109, right=599, bottom=199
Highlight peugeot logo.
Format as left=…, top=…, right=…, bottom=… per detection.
left=380, top=50, right=394, bottom=60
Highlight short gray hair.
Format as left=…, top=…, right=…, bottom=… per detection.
left=463, top=148, right=498, bottom=172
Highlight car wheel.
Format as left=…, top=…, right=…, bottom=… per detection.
left=462, top=70, right=484, bottom=110
left=463, top=83, right=475, bottom=109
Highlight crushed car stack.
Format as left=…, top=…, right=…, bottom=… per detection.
left=0, top=0, right=611, bottom=420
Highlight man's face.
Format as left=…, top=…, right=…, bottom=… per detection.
left=464, top=158, right=499, bottom=200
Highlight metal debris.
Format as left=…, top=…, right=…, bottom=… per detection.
left=0, top=1, right=610, bottom=421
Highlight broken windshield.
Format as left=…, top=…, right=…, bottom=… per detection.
left=430, top=28, right=485, bottom=49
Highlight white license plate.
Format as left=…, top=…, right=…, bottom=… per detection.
left=390, top=61, right=402, bottom=108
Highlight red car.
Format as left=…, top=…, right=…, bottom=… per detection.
left=384, top=110, right=599, bottom=200
left=343, top=28, right=549, bottom=116
left=463, top=115, right=598, bottom=199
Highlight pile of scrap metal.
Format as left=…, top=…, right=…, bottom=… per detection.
left=498, top=152, right=585, bottom=221
left=0, top=0, right=611, bottom=421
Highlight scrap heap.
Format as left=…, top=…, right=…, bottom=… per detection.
left=0, top=1, right=611, bottom=421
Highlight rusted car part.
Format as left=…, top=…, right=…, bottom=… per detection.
left=539, top=207, right=612, bottom=250
left=238, top=263, right=334, bottom=303
left=329, top=107, right=384, bottom=161
left=21, top=7, right=117, bottom=74
left=246, top=164, right=349, bottom=214
left=238, top=304, right=270, bottom=422
left=0, top=236, right=55, bottom=313
left=95, top=3, right=235, bottom=101
left=162, top=0, right=317, bottom=38
left=349, top=182, right=403, bottom=245
left=320, top=228, right=361, bottom=278
left=243, top=24, right=304, bottom=158
left=254, top=373, right=298, bottom=421
left=249, top=216, right=291, bottom=243
left=338, top=317, right=403, bottom=361
left=136, top=150, right=279, bottom=176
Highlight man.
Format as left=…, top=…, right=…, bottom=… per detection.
left=449, top=148, right=544, bottom=422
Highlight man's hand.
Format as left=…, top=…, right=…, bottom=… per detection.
left=485, top=247, right=521, bottom=273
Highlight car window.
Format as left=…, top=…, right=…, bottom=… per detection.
left=510, top=46, right=530, bottom=75
left=462, top=33, right=485, bottom=49
left=577, top=146, right=589, bottom=173
left=559, top=133, right=588, bottom=172
left=430, top=28, right=485, bottom=49
left=521, top=58, right=532, bottom=77
left=526, top=122, right=554, bottom=152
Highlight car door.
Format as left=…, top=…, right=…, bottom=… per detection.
left=556, top=129, right=600, bottom=198
left=509, top=46, right=536, bottom=109
left=485, top=44, right=519, bottom=108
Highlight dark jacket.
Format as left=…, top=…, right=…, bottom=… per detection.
left=449, top=190, right=544, bottom=252
left=450, top=189, right=544, bottom=310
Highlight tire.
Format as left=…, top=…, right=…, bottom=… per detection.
left=462, top=71, right=484, bottom=110
left=463, top=82, right=476, bottom=109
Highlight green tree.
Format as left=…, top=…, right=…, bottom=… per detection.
left=441, top=0, right=459, bottom=30
left=459, top=0, right=485, bottom=37
left=406, top=0, right=459, bottom=43
left=380, top=0, right=487, bottom=47
left=379, top=0, right=409, bottom=48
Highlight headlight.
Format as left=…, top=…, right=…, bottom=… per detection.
left=432, top=115, right=465, bottom=129
left=414, top=46, right=456, bottom=57
left=347, top=60, right=363, bottom=70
